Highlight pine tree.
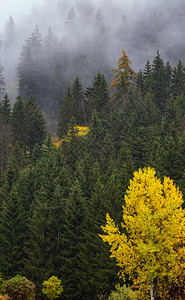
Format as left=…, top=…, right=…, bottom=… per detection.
left=78, top=175, right=120, bottom=299
left=24, top=97, right=46, bottom=156
left=0, top=183, right=26, bottom=277
left=23, top=189, right=56, bottom=291
left=60, top=181, right=87, bottom=299
left=58, top=87, right=73, bottom=138
left=71, top=77, right=85, bottom=125
left=143, top=60, right=152, bottom=94
left=0, top=60, right=5, bottom=100
left=10, top=96, right=27, bottom=151
left=87, top=71, right=109, bottom=114
left=50, top=62, right=66, bottom=118
left=0, top=94, right=12, bottom=173
left=110, top=49, right=137, bottom=105
left=151, top=51, right=169, bottom=112
left=3, top=16, right=15, bottom=51
left=0, top=93, right=11, bottom=123
left=171, top=60, right=185, bottom=97
left=18, top=25, right=45, bottom=107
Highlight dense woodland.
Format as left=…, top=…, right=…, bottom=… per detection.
left=0, top=10, right=185, bottom=299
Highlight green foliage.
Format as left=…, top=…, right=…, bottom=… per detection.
left=1, top=275, right=35, bottom=300
left=42, top=276, right=63, bottom=300
left=108, top=284, right=137, bottom=300
left=0, top=49, right=185, bottom=300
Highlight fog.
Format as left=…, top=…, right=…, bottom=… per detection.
left=1, top=0, right=185, bottom=100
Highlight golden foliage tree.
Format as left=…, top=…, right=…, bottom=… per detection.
left=42, top=276, right=63, bottom=300
left=100, top=167, right=185, bottom=300
left=110, top=49, right=137, bottom=102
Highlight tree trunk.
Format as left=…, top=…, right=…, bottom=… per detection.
left=150, top=280, right=155, bottom=300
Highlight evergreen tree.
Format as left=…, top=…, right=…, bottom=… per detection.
left=143, top=60, right=152, bottom=94
left=3, top=16, right=15, bottom=51
left=151, top=51, right=169, bottom=112
left=0, top=60, right=5, bottom=100
left=18, top=25, right=45, bottom=108
left=10, top=96, right=27, bottom=151
left=171, top=60, right=185, bottom=97
left=24, top=97, right=46, bottom=156
left=71, top=77, right=85, bottom=125
left=78, top=175, right=120, bottom=299
left=86, top=71, right=109, bottom=115
left=0, top=93, right=11, bottom=123
left=0, top=94, right=12, bottom=173
left=50, top=61, right=66, bottom=117
left=23, top=189, right=56, bottom=291
left=58, top=87, right=73, bottom=138
left=0, top=184, right=26, bottom=277
left=60, top=181, right=87, bottom=299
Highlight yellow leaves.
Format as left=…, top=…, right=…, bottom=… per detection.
left=100, top=167, right=185, bottom=297
left=51, top=126, right=89, bottom=149
left=110, top=49, right=137, bottom=91
left=42, top=276, right=63, bottom=300
left=67, top=125, right=89, bottom=138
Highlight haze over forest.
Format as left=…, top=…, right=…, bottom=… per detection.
left=1, top=1, right=185, bottom=299
left=1, top=0, right=185, bottom=100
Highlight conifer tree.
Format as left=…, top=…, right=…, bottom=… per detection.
left=24, top=96, right=46, bottom=156
left=71, top=76, right=85, bottom=125
left=18, top=25, right=45, bottom=107
left=0, top=61, right=5, bottom=100
left=58, top=87, right=73, bottom=138
left=151, top=51, right=168, bottom=112
left=10, top=96, right=27, bottom=151
left=50, top=62, right=66, bottom=117
left=110, top=49, right=137, bottom=105
left=60, top=181, right=87, bottom=299
left=0, top=184, right=26, bottom=277
left=78, top=175, right=120, bottom=299
left=143, top=60, right=152, bottom=93
left=23, top=190, right=55, bottom=290
left=91, top=71, right=109, bottom=112
left=171, top=60, right=185, bottom=97
left=0, top=94, right=12, bottom=173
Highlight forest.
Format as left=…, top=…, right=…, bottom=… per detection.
left=0, top=1, right=185, bottom=300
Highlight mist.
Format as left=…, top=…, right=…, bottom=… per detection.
left=1, top=0, right=185, bottom=101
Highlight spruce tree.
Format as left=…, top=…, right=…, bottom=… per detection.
left=24, top=96, right=46, bottom=156
left=11, top=96, right=27, bottom=151
left=0, top=60, right=5, bottom=100
left=23, top=189, right=56, bottom=291
left=60, top=181, right=87, bottom=299
left=0, top=183, right=26, bottom=277
left=151, top=51, right=168, bottom=112
left=71, top=76, right=85, bottom=125
left=91, top=71, right=109, bottom=112
left=58, top=87, right=73, bottom=138
left=171, top=60, right=185, bottom=97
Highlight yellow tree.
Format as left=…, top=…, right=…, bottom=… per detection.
left=42, top=276, right=63, bottom=300
left=110, top=49, right=137, bottom=103
left=100, top=167, right=185, bottom=300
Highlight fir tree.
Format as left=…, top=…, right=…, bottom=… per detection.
left=24, top=96, right=46, bottom=156
left=0, top=184, right=26, bottom=277
left=0, top=60, right=5, bottom=100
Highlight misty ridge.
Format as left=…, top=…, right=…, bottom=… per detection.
left=0, top=0, right=185, bottom=107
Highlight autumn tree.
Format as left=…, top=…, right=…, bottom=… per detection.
left=110, top=49, right=137, bottom=105
left=42, top=276, right=63, bottom=300
left=1, top=275, right=35, bottom=300
left=100, top=167, right=185, bottom=300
